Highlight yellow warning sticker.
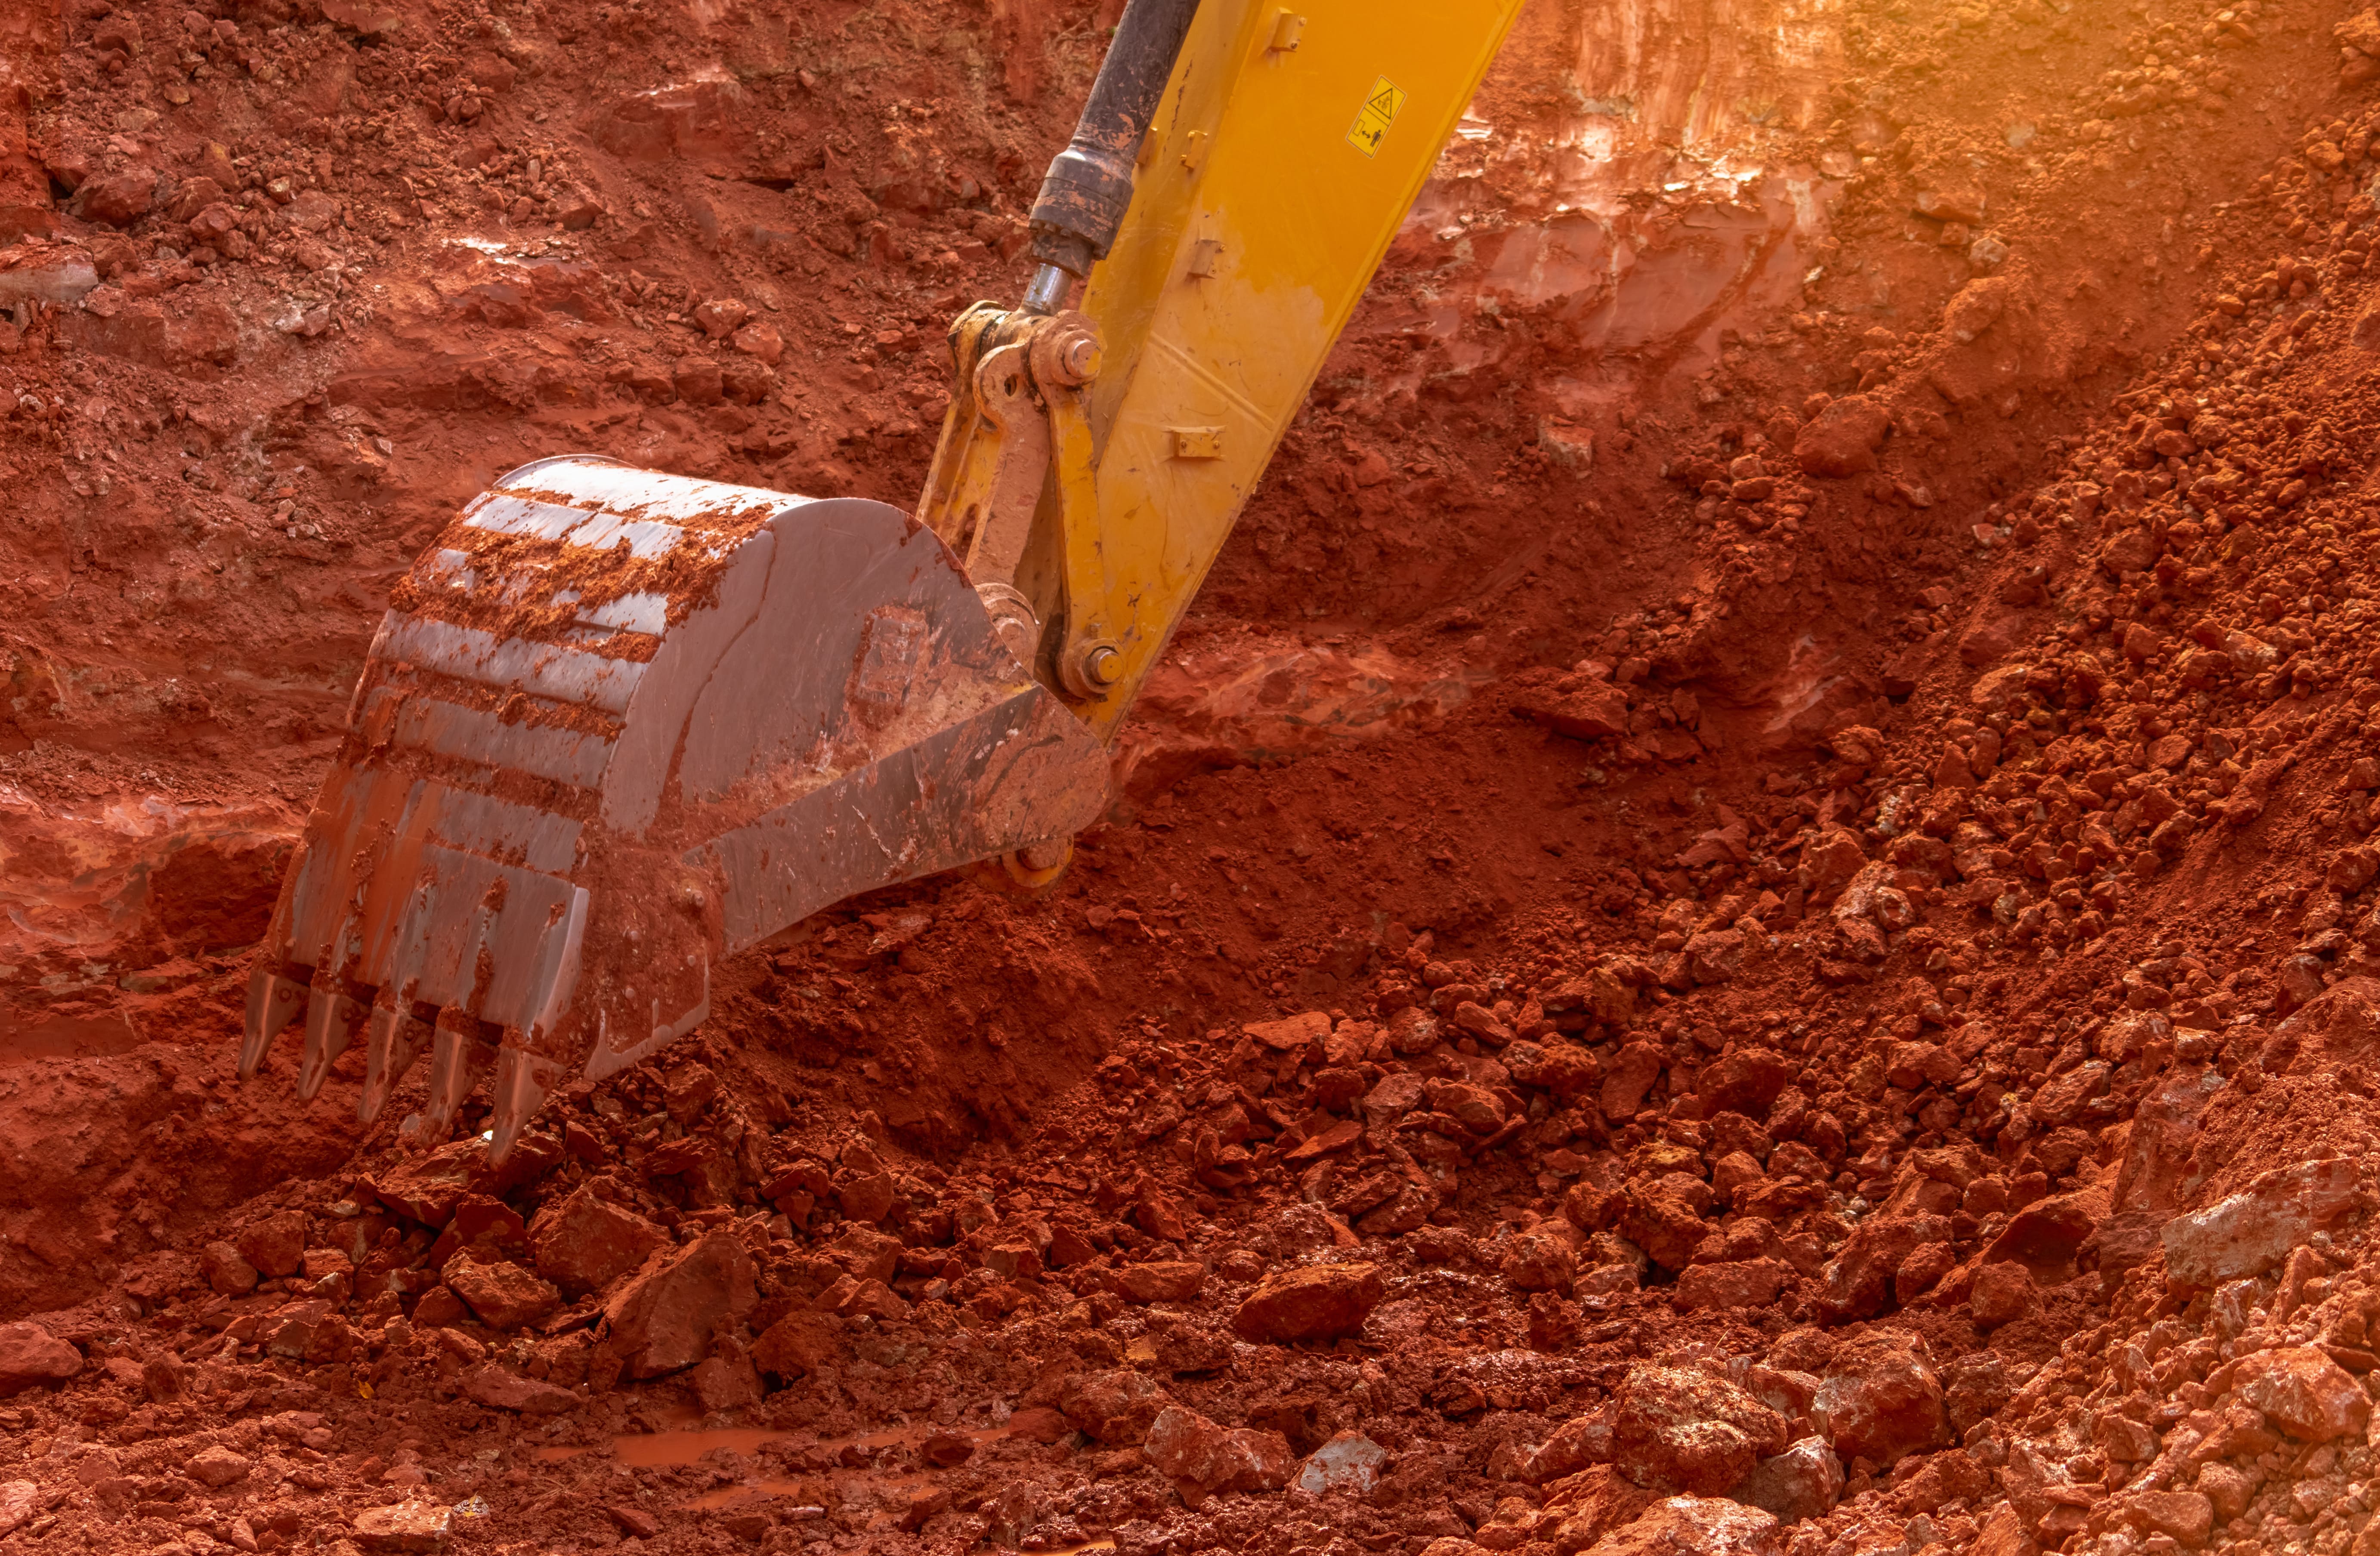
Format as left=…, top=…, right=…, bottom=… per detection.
left=1345, top=76, right=1406, bottom=158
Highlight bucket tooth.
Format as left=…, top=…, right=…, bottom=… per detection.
left=241, top=965, right=309, bottom=1079
left=359, top=1000, right=431, bottom=1124
left=297, top=978, right=367, bottom=1101
left=488, top=1039, right=559, bottom=1167
left=424, top=1012, right=492, bottom=1133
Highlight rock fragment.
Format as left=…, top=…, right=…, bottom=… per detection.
left=2231, top=1346, right=2368, bottom=1442
left=1060, top=1369, right=1171, bottom=1444
left=1143, top=1405, right=1294, bottom=1498
left=1295, top=1430, right=1390, bottom=1494
left=1116, top=1260, right=1205, bottom=1303
left=2161, top=1158, right=2356, bottom=1288
left=1727, top=1435, right=1844, bottom=1523
left=0, top=1483, right=36, bottom=1538
left=0, top=1323, right=81, bottom=1395
left=530, top=1184, right=667, bottom=1297
left=463, top=1368, right=580, bottom=1414
left=1594, top=1495, right=1782, bottom=1556
left=1793, top=395, right=1890, bottom=476
left=1611, top=1365, right=1788, bottom=1494
left=201, top=1239, right=261, bottom=1294
left=600, top=1227, right=755, bottom=1378
left=1231, top=1262, right=1383, bottom=1343
left=445, top=1259, right=559, bottom=1331
left=353, top=1500, right=454, bottom=1553
left=1812, top=1334, right=1945, bottom=1465
left=234, top=1211, right=307, bottom=1278
left=185, top=1445, right=253, bottom=1487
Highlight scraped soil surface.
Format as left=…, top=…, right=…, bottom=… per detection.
left=15, top=0, right=2380, bottom=1553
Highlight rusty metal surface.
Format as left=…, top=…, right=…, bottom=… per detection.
left=244, top=457, right=1110, bottom=1158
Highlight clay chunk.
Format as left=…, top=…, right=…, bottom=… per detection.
left=1231, top=1262, right=1384, bottom=1344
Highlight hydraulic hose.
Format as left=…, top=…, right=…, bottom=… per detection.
left=1024, top=0, right=1200, bottom=304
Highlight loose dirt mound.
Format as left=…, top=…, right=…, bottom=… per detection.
left=9, top=0, right=2380, bottom=1551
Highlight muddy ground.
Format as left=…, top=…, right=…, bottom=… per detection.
left=9, top=0, right=2380, bottom=1552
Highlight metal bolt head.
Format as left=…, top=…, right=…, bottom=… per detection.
left=1080, top=642, right=1122, bottom=687
left=1060, top=334, right=1101, bottom=382
left=1016, top=839, right=1069, bottom=872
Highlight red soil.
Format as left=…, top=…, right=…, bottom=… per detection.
left=8, top=0, right=2380, bottom=1551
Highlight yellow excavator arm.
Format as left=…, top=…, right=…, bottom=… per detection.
left=919, top=0, right=1525, bottom=747
left=236, top=0, right=1521, bottom=1155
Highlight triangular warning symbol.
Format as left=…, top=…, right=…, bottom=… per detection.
left=1369, top=85, right=1400, bottom=114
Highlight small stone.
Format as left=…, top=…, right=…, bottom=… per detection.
left=285, top=189, right=342, bottom=235
left=437, top=1328, right=488, bottom=1366
left=0, top=1482, right=36, bottom=1538
left=1294, top=1430, right=1390, bottom=1494
left=201, top=1239, right=261, bottom=1294
left=1007, top=1405, right=1069, bottom=1444
left=0, top=1322, right=81, bottom=1396
left=1913, top=185, right=1985, bottom=225
left=261, top=1300, right=354, bottom=1363
left=1611, top=1365, right=1788, bottom=1495
left=185, top=1445, right=254, bottom=1488
left=750, top=1311, right=838, bottom=1380
left=1819, top=1212, right=1950, bottom=1318
left=1143, top=1405, right=1294, bottom=1497
left=1595, top=1495, right=1782, bottom=1556
left=529, top=1184, right=667, bottom=1298
left=1727, top=1435, right=1844, bottom=1523
left=688, top=1349, right=763, bottom=1413
left=606, top=1506, right=660, bottom=1539
left=1893, top=1241, right=1957, bottom=1304
left=73, top=168, right=161, bottom=227
left=188, top=201, right=240, bottom=244
left=1360, top=1071, right=1425, bottom=1128
left=553, top=183, right=605, bottom=230
left=2162, top=1158, right=2356, bottom=1289
left=1501, top=1232, right=1577, bottom=1294
left=2127, top=1490, right=2213, bottom=1549
left=445, top=1259, right=559, bottom=1331
left=1812, top=1334, right=1945, bottom=1466
left=1244, top=1011, right=1332, bottom=1051
left=1525, top=1408, right=1615, bottom=1482
left=2198, top=1463, right=2253, bottom=1522
left=1617, top=1182, right=1711, bottom=1274
left=672, top=357, right=725, bottom=407
left=353, top=1500, right=454, bottom=1553
left=2232, top=1346, right=2369, bottom=1442
left=1673, top=1258, right=1792, bottom=1312
left=1060, top=1368, right=1171, bottom=1445
left=370, top=1140, right=485, bottom=1226
left=692, top=298, right=748, bottom=337
left=1794, top=394, right=1890, bottom=477
left=1514, top=672, right=1631, bottom=741
left=731, top=320, right=782, bottom=364
left=0, top=252, right=99, bottom=307
left=413, top=1287, right=469, bottom=1328
left=462, top=1367, right=579, bottom=1414
left=1968, top=1261, right=2037, bottom=1329
left=1601, top=1041, right=1666, bottom=1121
left=600, top=1227, right=756, bottom=1379
left=1231, top=1262, right=1384, bottom=1343
left=1116, top=1261, right=1205, bottom=1304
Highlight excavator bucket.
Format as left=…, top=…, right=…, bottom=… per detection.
left=241, top=456, right=1110, bottom=1159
